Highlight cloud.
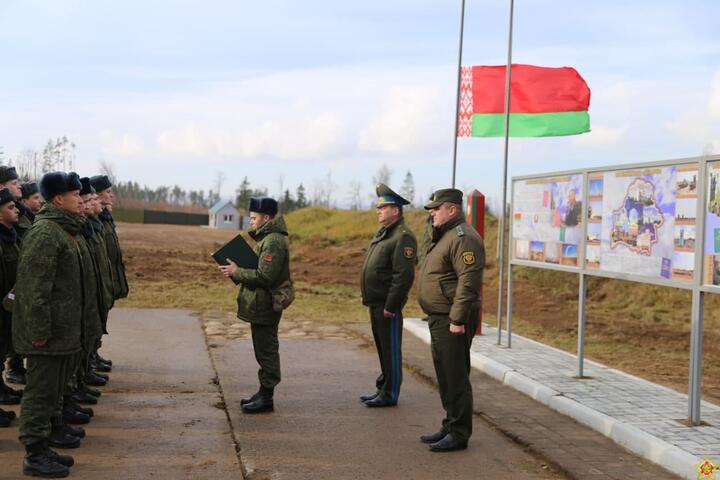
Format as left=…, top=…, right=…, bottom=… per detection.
left=573, top=125, right=626, bottom=148
left=666, top=70, right=720, bottom=147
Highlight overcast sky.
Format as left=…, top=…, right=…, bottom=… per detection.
left=1, top=0, right=719, bottom=208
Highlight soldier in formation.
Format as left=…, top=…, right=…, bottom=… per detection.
left=0, top=170, right=128, bottom=478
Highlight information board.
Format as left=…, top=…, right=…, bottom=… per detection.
left=512, top=175, right=583, bottom=267
left=705, top=161, right=720, bottom=285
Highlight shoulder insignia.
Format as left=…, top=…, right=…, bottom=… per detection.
left=456, top=225, right=465, bottom=237
left=263, top=255, right=273, bottom=261
left=403, top=246, right=415, bottom=259
left=462, top=251, right=475, bottom=265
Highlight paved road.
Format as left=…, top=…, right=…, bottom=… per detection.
left=1, top=309, right=565, bottom=479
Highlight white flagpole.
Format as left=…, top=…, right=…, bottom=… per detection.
left=496, top=0, right=515, bottom=345
left=451, top=0, right=466, bottom=188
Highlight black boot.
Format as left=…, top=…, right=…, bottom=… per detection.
left=53, top=422, right=85, bottom=439
left=240, top=389, right=262, bottom=407
left=80, top=385, right=101, bottom=398
left=0, top=378, right=21, bottom=405
left=91, top=361, right=111, bottom=373
left=241, top=387, right=274, bottom=413
left=6, top=357, right=27, bottom=385
left=62, top=407, right=90, bottom=425
left=46, top=448, right=74, bottom=467
left=0, top=407, right=16, bottom=420
left=0, top=414, right=10, bottom=427
left=360, top=392, right=379, bottom=402
left=23, top=442, right=70, bottom=477
left=84, top=372, right=107, bottom=387
left=92, top=371, right=109, bottom=382
left=48, top=428, right=81, bottom=449
left=95, top=354, right=112, bottom=367
left=65, top=399, right=93, bottom=418
left=72, top=390, right=98, bottom=405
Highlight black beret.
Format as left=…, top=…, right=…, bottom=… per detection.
left=89, top=175, right=112, bottom=192
left=40, top=171, right=82, bottom=200
left=80, top=177, right=96, bottom=196
left=20, top=182, right=39, bottom=199
left=0, top=188, right=14, bottom=207
left=248, top=196, right=278, bottom=216
left=0, top=166, right=18, bottom=184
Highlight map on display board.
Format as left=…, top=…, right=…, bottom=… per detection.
left=704, top=161, right=720, bottom=285
left=585, top=164, right=698, bottom=282
left=512, top=175, right=583, bottom=267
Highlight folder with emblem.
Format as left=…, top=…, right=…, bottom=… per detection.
left=211, top=234, right=258, bottom=269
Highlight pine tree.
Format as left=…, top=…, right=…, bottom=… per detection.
left=400, top=170, right=415, bottom=207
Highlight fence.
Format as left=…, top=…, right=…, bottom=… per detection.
left=111, top=208, right=208, bottom=226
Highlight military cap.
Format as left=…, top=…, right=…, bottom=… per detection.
left=0, top=166, right=18, bottom=184
left=40, top=171, right=82, bottom=200
left=0, top=188, right=14, bottom=206
left=249, top=196, right=278, bottom=216
left=375, top=183, right=410, bottom=208
left=89, top=174, right=112, bottom=192
left=424, top=188, right=464, bottom=210
left=20, top=182, right=39, bottom=199
left=80, top=177, right=96, bottom=196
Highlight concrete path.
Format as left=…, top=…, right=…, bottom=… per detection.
left=404, top=317, right=715, bottom=480
left=211, top=336, right=565, bottom=480
left=0, top=309, right=241, bottom=480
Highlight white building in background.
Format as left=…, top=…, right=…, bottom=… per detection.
left=208, top=200, right=241, bottom=230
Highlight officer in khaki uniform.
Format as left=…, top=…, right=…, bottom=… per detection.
left=360, top=184, right=416, bottom=407
left=416, top=188, right=484, bottom=452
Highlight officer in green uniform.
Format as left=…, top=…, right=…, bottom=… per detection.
left=0, top=188, right=22, bottom=425
left=416, top=188, right=484, bottom=452
left=14, top=172, right=84, bottom=477
left=219, top=197, right=292, bottom=414
left=0, top=167, right=31, bottom=386
left=359, top=184, right=416, bottom=407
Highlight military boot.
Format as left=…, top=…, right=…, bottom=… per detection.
left=23, top=442, right=70, bottom=478
left=83, top=371, right=106, bottom=387
left=95, top=353, right=112, bottom=367
left=91, top=359, right=111, bottom=373
left=0, top=407, right=16, bottom=421
left=241, top=387, right=274, bottom=414
left=72, top=389, right=98, bottom=405
left=92, top=371, right=109, bottom=382
left=6, top=357, right=27, bottom=385
left=48, top=429, right=81, bottom=449
left=240, top=388, right=262, bottom=407
left=64, top=398, right=93, bottom=418
left=52, top=422, right=85, bottom=439
left=61, top=406, right=90, bottom=425
left=0, top=378, right=21, bottom=405
left=0, top=413, right=10, bottom=427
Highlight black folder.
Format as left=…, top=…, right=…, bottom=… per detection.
left=211, top=234, right=258, bottom=269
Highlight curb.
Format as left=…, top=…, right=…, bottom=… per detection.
left=403, top=318, right=701, bottom=480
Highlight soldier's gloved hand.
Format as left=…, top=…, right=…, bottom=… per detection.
left=449, top=323, right=466, bottom=335
left=31, top=339, right=48, bottom=347
left=383, top=309, right=395, bottom=318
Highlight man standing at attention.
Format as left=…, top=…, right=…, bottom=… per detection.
left=417, top=189, right=484, bottom=452
left=14, top=172, right=83, bottom=477
left=359, top=184, right=416, bottom=407
left=219, top=197, right=291, bottom=414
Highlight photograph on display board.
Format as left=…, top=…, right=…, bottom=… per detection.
left=512, top=175, right=583, bottom=266
left=587, top=222, right=601, bottom=244
left=704, top=162, right=720, bottom=285
left=675, top=167, right=698, bottom=198
left=589, top=176, right=604, bottom=199
left=673, top=225, right=695, bottom=252
left=544, top=242, right=561, bottom=264
left=514, top=239, right=530, bottom=260
left=588, top=199, right=603, bottom=222
left=560, top=243, right=578, bottom=266
left=672, top=251, right=694, bottom=280
left=675, top=197, right=697, bottom=225
left=597, top=164, right=695, bottom=282
left=586, top=245, right=600, bottom=268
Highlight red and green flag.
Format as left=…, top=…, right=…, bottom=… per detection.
left=458, top=64, right=591, bottom=137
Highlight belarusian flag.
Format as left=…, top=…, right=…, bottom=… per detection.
left=458, top=64, right=590, bottom=137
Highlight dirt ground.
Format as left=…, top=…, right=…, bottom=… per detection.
left=116, top=222, right=720, bottom=404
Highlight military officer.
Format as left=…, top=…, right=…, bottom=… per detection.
left=0, top=188, right=22, bottom=424
left=219, top=197, right=292, bottom=414
left=14, top=172, right=84, bottom=477
left=416, top=188, right=484, bottom=452
left=359, top=184, right=416, bottom=407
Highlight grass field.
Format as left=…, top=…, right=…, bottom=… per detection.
left=115, top=208, right=720, bottom=404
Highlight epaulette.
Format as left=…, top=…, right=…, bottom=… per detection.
left=456, top=225, right=465, bottom=237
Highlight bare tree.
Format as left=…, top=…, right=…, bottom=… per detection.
left=12, top=149, right=41, bottom=180
left=348, top=180, right=363, bottom=210
left=400, top=170, right=415, bottom=208
left=99, top=160, right=117, bottom=184
left=214, top=171, right=227, bottom=198
left=372, top=164, right=392, bottom=186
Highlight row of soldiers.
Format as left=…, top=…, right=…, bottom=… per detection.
left=0, top=167, right=128, bottom=478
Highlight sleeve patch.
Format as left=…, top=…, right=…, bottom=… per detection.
left=403, top=246, right=415, bottom=259
left=462, top=251, right=476, bottom=265
left=263, top=255, right=273, bottom=261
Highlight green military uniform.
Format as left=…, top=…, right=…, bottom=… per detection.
left=360, top=184, right=416, bottom=404
left=13, top=201, right=84, bottom=448
left=99, top=208, right=129, bottom=301
left=232, top=214, right=291, bottom=392
left=15, top=202, right=33, bottom=240
left=88, top=216, right=115, bottom=334
left=417, top=212, right=433, bottom=267
left=417, top=189, right=485, bottom=446
left=0, top=214, right=21, bottom=396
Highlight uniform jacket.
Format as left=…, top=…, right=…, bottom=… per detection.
left=99, top=209, right=129, bottom=300
left=232, top=216, right=291, bottom=325
left=79, top=219, right=105, bottom=347
left=416, top=216, right=485, bottom=325
left=360, top=218, right=417, bottom=313
left=12, top=203, right=84, bottom=355
left=88, top=216, right=115, bottom=331
left=0, top=224, right=20, bottom=324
